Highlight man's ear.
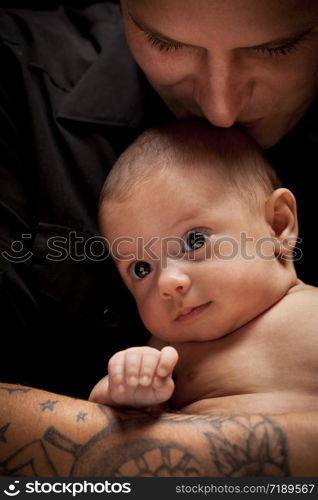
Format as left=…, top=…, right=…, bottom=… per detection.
left=265, top=188, right=298, bottom=256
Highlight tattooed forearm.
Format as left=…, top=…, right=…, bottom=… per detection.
left=69, top=412, right=289, bottom=477
left=1, top=385, right=307, bottom=477
left=1, top=402, right=289, bottom=477
left=1, top=393, right=291, bottom=479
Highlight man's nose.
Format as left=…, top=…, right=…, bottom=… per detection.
left=196, top=55, right=253, bottom=128
left=158, top=263, right=191, bottom=299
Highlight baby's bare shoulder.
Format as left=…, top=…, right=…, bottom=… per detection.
left=283, top=282, right=318, bottom=311
left=267, top=282, right=318, bottom=337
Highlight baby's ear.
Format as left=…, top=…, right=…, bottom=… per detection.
left=265, top=188, right=298, bottom=256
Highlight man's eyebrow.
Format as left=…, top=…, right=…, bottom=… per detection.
left=244, top=26, right=317, bottom=51
left=127, top=1, right=317, bottom=51
left=126, top=1, right=197, bottom=48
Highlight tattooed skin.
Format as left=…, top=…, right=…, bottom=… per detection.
left=0, top=396, right=289, bottom=477
left=76, top=412, right=88, bottom=422
left=39, top=400, right=59, bottom=412
left=0, top=424, right=10, bottom=444
left=0, top=387, right=30, bottom=395
left=71, top=413, right=288, bottom=476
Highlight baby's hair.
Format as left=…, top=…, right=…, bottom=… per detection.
left=99, top=120, right=281, bottom=212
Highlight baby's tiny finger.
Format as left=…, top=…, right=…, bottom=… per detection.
left=157, top=346, right=179, bottom=377
left=139, top=349, right=160, bottom=386
left=124, top=348, right=143, bottom=386
left=108, top=351, right=126, bottom=385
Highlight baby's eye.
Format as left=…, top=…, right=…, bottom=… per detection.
left=183, top=231, right=210, bottom=252
left=132, top=261, right=153, bottom=280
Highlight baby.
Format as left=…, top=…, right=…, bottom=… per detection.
left=89, top=120, right=318, bottom=415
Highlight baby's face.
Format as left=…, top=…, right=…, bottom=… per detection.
left=101, top=167, right=283, bottom=343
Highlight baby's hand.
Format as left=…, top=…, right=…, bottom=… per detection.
left=108, top=345, right=179, bottom=408
left=89, top=346, right=178, bottom=408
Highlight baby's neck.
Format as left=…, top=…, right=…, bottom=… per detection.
left=223, top=269, right=300, bottom=340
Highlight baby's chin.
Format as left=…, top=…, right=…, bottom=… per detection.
left=149, top=325, right=232, bottom=344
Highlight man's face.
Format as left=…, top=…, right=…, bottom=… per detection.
left=101, top=168, right=285, bottom=343
left=121, top=0, right=318, bottom=148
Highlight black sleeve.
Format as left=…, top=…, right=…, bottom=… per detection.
left=0, top=43, right=39, bottom=331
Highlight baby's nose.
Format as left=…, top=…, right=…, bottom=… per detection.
left=158, top=265, right=191, bottom=299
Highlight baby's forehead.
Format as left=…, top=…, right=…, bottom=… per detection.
left=98, top=124, right=279, bottom=247
left=100, top=169, right=259, bottom=236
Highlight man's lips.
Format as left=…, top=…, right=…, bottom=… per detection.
left=175, top=301, right=212, bottom=322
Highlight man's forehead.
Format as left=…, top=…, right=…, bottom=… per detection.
left=126, top=0, right=318, bottom=29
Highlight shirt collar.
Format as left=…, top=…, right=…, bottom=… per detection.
left=57, top=18, right=169, bottom=129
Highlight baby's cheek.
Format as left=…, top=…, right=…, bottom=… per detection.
left=141, top=307, right=168, bottom=341
left=137, top=299, right=157, bottom=330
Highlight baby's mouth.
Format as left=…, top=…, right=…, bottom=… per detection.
left=175, top=301, right=212, bottom=322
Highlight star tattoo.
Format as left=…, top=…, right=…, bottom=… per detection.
left=76, top=412, right=88, bottom=422
left=39, top=399, right=59, bottom=412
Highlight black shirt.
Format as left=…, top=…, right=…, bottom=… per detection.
left=0, top=2, right=173, bottom=397
left=0, top=3, right=317, bottom=398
